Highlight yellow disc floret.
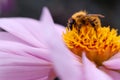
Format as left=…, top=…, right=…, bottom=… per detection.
left=63, top=25, right=120, bottom=66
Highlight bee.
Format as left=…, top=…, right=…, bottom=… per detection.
left=67, top=11, right=104, bottom=32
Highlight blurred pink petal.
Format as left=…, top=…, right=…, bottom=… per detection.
left=43, top=14, right=82, bottom=80
left=0, top=40, right=54, bottom=80
left=0, top=7, right=66, bottom=80
left=100, top=67, right=120, bottom=80
left=82, top=53, right=112, bottom=80
left=0, top=32, right=29, bottom=44
left=103, top=59, right=120, bottom=70
left=0, top=18, right=45, bottom=47
left=0, top=14, right=65, bottom=48
left=40, top=7, right=83, bottom=80
left=106, top=70, right=120, bottom=80
left=0, top=40, right=50, bottom=61
left=40, top=7, right=54, bottom=23
left=48, top=32, right=82, bottom=80
left=0, top=52, right=52, bottom=80
left=103, top=53, right=120, bottom=70
left=41, top=7, right=65, bottom=36
left=38, top=7, right=65, bottom=46
left=54, top=23, right=65, bottom=35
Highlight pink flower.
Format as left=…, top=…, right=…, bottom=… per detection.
left=0, top=7, right=120, bottom=80
left=0, top=7, right=65, bottom=80
left=40, top=8, right=120, bottom=80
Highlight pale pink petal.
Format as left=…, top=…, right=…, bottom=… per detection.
left=40, top=7, right=54, bottom=23
left=0, top=7, right=66, bottom=80
left=38, top=7, right=65, bottom=46
left=100, top=67, right=120, bottom=80
left=13, top=18, right=65, bottom=47
left=40, top=11, right=82, bottom=80
left=0, top=51, right=53, bottom=80
left=49, top=38, right=82, bottom=80
left=82, top=53, right=113, bottom=80
left=40, top=7, right=65, bottom=35
left=54, top=24, right=65, bottom=35
left=40, top=7, right=82, bottom=80
left=42, top=18, right=82, bottom=80
left=12, top=17, right=53, bottom=47
left=0, top=7, right=65, bottom=48
left=0, top=32, right=29, bottom=44
left=103, top=53, right=120, bottom=70
left=0, top=18, right=45, bottom=47
left=103, top=58, right=120, bottom=70
left=0, top=40, right=55, bottom=80
left=106, top=70, right=120, bottom=80
left=40, top=7, right=65, bottom=30
left=0, top=40, right=50, bottom=62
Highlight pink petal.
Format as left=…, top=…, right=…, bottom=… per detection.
left=40, top=7, right=65, bottom=35
left=0, top=40, right=55, bottom=80
left=40, top=7, right=82, bottom=80
left=103, top=59, right=120, bottom=70
left=100, top=67, right=120, bottom=80
left=15, top=17, right=65, bottom=47
left=0, top=7, right=65, bottom=80
left=0, top=7, right=65, bottom=48
left=0, top=32, right=28, bottom=44
left=49, top=39, right=82, bottom=80
left=0, top=40, right=50, bottom=62
left=54, top=24, right=65, bottom=35
left=36, top=7, right=65, bottom=47
left=106, top=70, right=120, bottom=80
left=82, top=53, right=113, bottom=80
left=0, top=18, right=45, bottom=47
left=43, top=19, right=82, bottom=80
left=40, top=7, right=54, bottom=23
left=40, top=7, right=65, bottom=33
left=0, top=51, right=53, bottom=80
left=103, top=53, right=120, bottom=70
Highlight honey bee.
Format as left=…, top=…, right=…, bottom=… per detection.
left=67, top=11, right=104, bottom=32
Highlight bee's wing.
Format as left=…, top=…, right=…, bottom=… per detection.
left=87, top=14, right=104, bottom=18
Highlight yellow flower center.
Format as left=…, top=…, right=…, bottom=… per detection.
left=63, top=24, right=120, bottom=66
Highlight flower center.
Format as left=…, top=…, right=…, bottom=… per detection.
left=63, top=16, right=120, bottom=66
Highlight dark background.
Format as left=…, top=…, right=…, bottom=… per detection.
left=0, top=0, right=120, bottom=80
left=1, top=0, right=120, bottom=32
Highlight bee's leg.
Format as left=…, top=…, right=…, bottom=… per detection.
left=67, top=23, right=72, bottom=30
left=89, top=19, right=96, bottom=27
left=88, top=18, right=99, bottom=37
left=67, top=18, right=75, bottom=30
left=77, top=24, right=82, bottom=34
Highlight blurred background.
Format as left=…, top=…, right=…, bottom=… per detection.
left=1, top=0, right=120, bottom=32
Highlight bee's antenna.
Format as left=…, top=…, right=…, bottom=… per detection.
left=87, top=14, right=104, bottom=18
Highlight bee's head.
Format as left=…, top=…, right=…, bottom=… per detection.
left=72, top=11, right=87, bottom=19
left=67, top=18, right=75, bottom=30
left=71, top=11, right=87, bottom=27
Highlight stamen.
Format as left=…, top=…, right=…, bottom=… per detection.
left=63, top=26, right=120, bottom=66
